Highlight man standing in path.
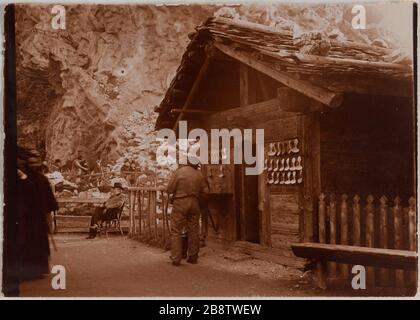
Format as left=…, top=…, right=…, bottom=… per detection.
left=167, top=157, right=209, bottom=266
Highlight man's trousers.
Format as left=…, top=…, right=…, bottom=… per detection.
left=170, top=196, right=200, bottom=263
left=89, top=207, right=106, bottom=237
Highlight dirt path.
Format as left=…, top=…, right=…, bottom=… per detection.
left=19, top=234, right=320, bottom=297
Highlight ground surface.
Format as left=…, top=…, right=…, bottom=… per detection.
left=19, top=234, right=319, bottom=297
left=20, top=234, right=415, bottom=297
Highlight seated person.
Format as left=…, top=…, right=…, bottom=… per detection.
left=86, top=182, right=125, bottom=239
left=51, top=159, right=62, bottom=173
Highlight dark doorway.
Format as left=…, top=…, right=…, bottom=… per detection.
left=238, top=141, right=260, bottom=243
left=241, top=165, right=260, bottom=243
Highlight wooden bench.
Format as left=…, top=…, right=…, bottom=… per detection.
left=294, top=194, right=418, bottom=289
left=54, top=197, right=108, bottom=233
left=292, top=243, right=417, bottom=288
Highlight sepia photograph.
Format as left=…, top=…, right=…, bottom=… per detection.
left=1, top=0, right=418, bottom=300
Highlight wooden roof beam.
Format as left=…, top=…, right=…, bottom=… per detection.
left=214, top=43, right=343, bottom=108
left=173, top=57, right=212, bottom=130
left=202, top=90, right=324, bottom=128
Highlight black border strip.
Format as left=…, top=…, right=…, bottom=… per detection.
left=3, top=3, right=19, bottom=296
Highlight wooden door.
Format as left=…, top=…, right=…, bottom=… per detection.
left=241, top=164, right=259, bottom=243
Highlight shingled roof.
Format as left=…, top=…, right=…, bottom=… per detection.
left=155, top=17, right=414, bottom=129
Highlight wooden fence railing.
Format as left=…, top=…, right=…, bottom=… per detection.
left=317, top=194, right=417, bottom=288
left=127, top=187, right=171, bottom=249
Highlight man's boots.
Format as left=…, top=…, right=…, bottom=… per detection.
left=86, top=225, right=98, bottom=239
left=187, top=254, right=198, bottom=264
left=181, top=233, right=188, bottom=259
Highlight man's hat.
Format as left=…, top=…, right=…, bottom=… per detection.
left=113, top=182, right=124, bottom=190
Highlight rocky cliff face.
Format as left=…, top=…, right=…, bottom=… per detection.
left=16, top=4, right=213, bottom=169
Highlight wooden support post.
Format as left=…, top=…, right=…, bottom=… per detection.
left=257, top=73, right=270, bottom=100
left=365, top=195, right=375, bottom=287
left=408, top=197, right=417, bottom=286
left=299, top=114, right=317, bottom=244
left=239, top=165, right=246, bottom=241
left=257, top=169, right=267, bottom=246
left=309, top=113, right=321, bottom=243
left=317, top=193, right=327, bottom=289
left=239, top=64, right=250, bottom=242
left=240, top=63, right=249, bottom=107
left=339, top=194, right=349, bottom=279
left=353, top=195, right=361, bottom=246
left=393, top=197, right=405, bottom=287
left=328, top=194, right=337, bottom=279
left=379, top=196, right=390, bottom=286
left=318, top=194, right=327, bottom=243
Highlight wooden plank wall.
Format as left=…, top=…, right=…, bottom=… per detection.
left=269, top=193, right=300, bottom=248
left=320, top=94, right=415, bottom=199
left=259, top=115, right=304, bottom=256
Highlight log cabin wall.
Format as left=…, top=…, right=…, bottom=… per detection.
left=320, top=94, right=415, bottom=200
left=154, top=17, right=414, bottom=269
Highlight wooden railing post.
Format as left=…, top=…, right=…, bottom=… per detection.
left=392, top=196, right=404, bottom=287
left=353, top=195, right=361, bottom=246
left=142, top=190, right=146, bottom=238
left=408, top=197, right=417, bottom=251
left=379, top=196, right=390, bottom=286
left=151, top=191, right=158, bottom=241
left=317, top=193, right=327, bottom=289
left=137, top=190, right=142, bottom=237
left=129, top=189, right=135, bottom=236
left=365, top=195, right=375, bottom=287
left=134, top=190, right=138, bottom=236
left=408, top=197, right=417, bottom=286
left=165, top=195, right=171, bottom=239
left=161, top=191, right=165, bottom=244
left=147, top=191, right=152, bottom=237
left=328, top=194, right=337, bottom=280
left=339, top=194, right=349, bottom=279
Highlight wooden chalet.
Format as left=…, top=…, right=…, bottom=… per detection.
left=154, top=17, right=415, bottom=270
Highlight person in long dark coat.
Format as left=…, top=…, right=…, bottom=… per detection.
left=17, top=148, right=58, bottom=281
